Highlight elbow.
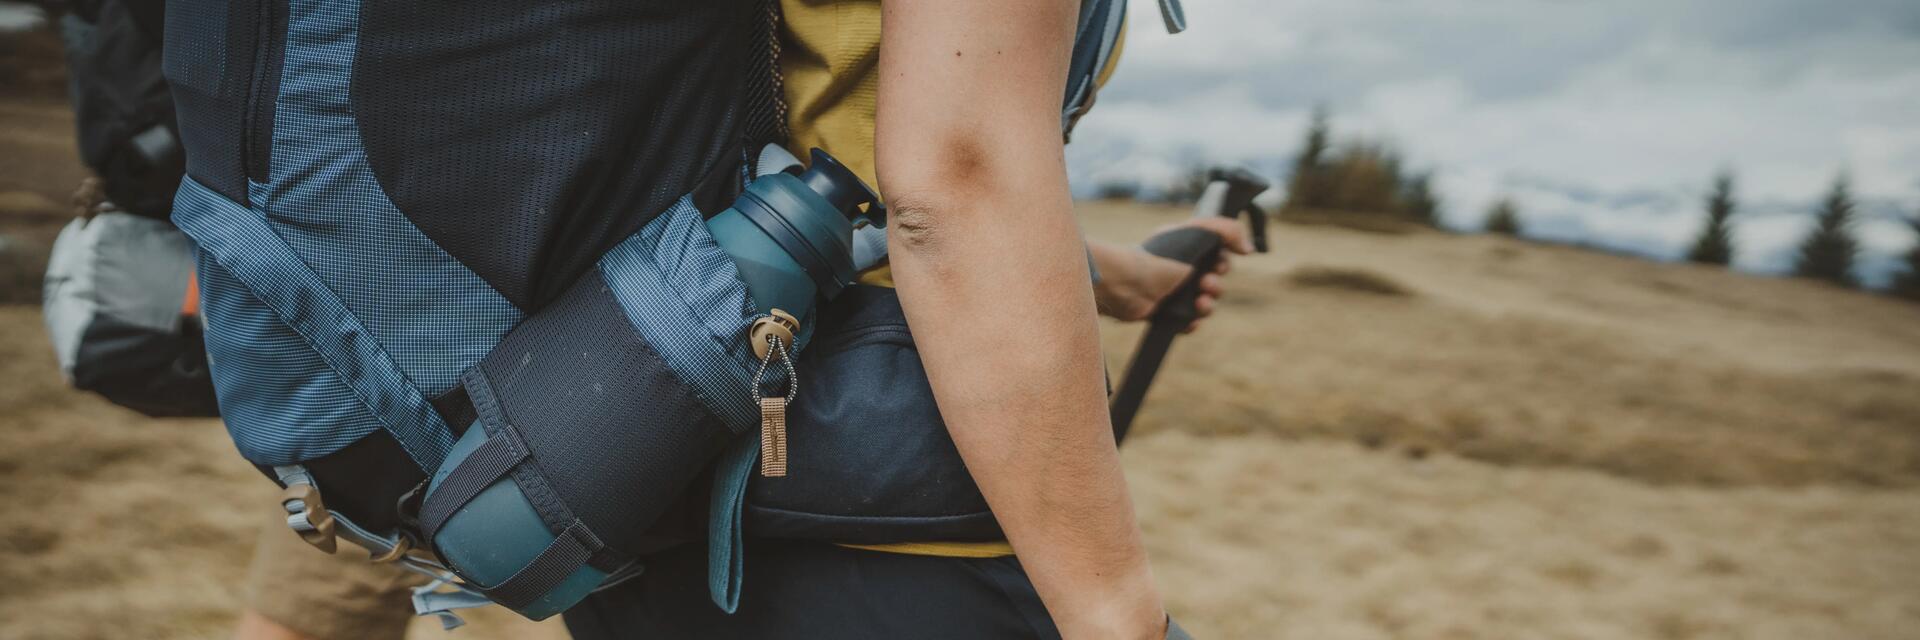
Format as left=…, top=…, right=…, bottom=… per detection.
left=885, top=191, right=957, bottom=260
left=880, top=137, right=998, bottom=261
left=877, top=127, right=1070, bottom=265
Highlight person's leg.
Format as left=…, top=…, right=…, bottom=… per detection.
left=235, top=512, right=428, bottom=640
left=567, top=538, right=1059, bottom=640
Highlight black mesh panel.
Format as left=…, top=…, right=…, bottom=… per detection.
left=475, top=266, right=731, bottom=555
left=353, top=0, right=757, bottom=310
left=162, top=0, right=259, bottom=204
left=740, top=0, right=788, bottom=149
left=244, top=0, right=287, bottom=183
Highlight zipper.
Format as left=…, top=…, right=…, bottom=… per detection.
left=241, top=0, right=277, bottom=184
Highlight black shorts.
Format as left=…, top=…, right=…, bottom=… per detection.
left=565, top=538, right=1061, bottom=639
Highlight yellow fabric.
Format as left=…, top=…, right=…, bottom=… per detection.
left=838, top=540, right=1017, bottom=558
left=779, top=0, right=895, bottom=287
left=1095, top=16, right=1126, bottom=90
left=780, top=0, right=880, bottom=188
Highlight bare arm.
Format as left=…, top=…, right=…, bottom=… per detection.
left=875, top=1, right=1164, bottom=637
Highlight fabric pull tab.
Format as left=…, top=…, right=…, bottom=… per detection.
left=750, top=322, right=798, bottom=479
left=760, top=396, right=788, bottom=477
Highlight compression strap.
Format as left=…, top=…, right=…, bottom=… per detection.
left=416, top=427, right=529, bottom=544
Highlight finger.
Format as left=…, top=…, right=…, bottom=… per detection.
left=1199, top=273, right=1224, bottom=297
left=1186, top=217, right=1253, bottom=254
left=1184, top=320, right=1202, bottom=334
left=1194, top=294, right=1215, bottom=317
left=1212, top=256, right=1232, bottom=276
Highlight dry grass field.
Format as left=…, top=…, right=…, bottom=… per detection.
left=1089, top=201, right=1920, bottom=640
left=4, top=98, right=1920, bottom=638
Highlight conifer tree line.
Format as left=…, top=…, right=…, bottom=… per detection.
left=1280, top=106, right=1920, bottom=298
left=1099, top=103, right=1920, bottom=300
left=1679, top=169, right=1920, bottom=300
left=1280, top=106, right=1441, bottom=226
left=1276, top=105, right=1510, bottom=234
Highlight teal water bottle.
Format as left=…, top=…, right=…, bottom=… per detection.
left=706, top=147, right=885, bottom=326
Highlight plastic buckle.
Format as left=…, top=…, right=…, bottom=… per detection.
left=282, top=482, right=338, bottom=554
left=366, top=534, right=413, bottom=564
left=412, top=575, right=493, bottom=631
left=749, top=309, right=800, bottom=362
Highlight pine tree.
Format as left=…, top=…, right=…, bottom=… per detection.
left=1686, top=171, right=1737, bottom=266
left=1284, top=105, right=1331, bottom=211
left=1484, top=197, right=1522, bottom=236
left=1324, top=142, right=1401, bottom=214
left=1891, top=212, right=1920, bottom=302
left=1474, top=197, right=1520, bottom=235
left=1793, top=174, right=1861, bottom=288
left=1400, top=172, right=1440, bottom=226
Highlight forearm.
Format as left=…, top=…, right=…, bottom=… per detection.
left=889, top=191, right=1161, bottom=636
left=1089, top=239, right=1150, bottom=318
left=876, top=1, right=1162, bottom=636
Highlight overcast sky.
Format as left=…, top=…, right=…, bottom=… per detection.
left=1067, top=0, right=1920, bottom=284
left=5, top=2, right=1914, bottom=282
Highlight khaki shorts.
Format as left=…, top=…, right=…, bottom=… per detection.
left=244, top=511, right=429, bottom=640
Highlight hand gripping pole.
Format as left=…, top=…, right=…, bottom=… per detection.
left=1109, top=169, right=1270, bottom=441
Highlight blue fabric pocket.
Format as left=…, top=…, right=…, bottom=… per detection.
left=745, top=286, right=1002, bottom=543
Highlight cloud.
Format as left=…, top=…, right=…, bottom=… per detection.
left=1068, top=0, right=1920, bottom=285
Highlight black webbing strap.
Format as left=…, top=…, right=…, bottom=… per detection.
left=476, top=520, right=606, bottom=611
left=417, top=427, right=529, bottom=543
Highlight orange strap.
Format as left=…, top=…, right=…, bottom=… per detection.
left=180, top=268, right=200, bottom=316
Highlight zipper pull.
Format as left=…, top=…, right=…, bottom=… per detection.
left=760, top=395, right=788, bottom=477
left=749, top=311, right=799, bottom=478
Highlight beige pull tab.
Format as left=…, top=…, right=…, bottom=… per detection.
left=759, top=396, right=788, bottom=477
left=750, top=314, right=798, bottom=478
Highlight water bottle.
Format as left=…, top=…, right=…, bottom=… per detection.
left=706, top=147, right=884, bottom=330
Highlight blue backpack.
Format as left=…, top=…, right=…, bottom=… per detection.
left=162, top=0, right=1175, bottom=626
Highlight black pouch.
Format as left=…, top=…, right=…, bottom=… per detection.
left=746, top=286, right=1002, bottom=543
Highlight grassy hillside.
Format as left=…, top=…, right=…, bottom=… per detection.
left=1094, top=200, right=1920, bottom=488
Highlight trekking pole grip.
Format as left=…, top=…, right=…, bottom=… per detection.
left=1139, top=226, right=1225, bottom=325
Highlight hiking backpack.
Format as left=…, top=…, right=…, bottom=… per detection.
left=43, top=0, right=216, bottom=418
left=60, top=0, right=183, bottom=221
left=162, top=0, right=1175, bottom=625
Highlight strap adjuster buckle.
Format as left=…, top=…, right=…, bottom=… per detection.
left=281, top=478, right=338, bottom=554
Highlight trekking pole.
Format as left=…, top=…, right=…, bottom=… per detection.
left=1110, top=168, right=1270, bottom=441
